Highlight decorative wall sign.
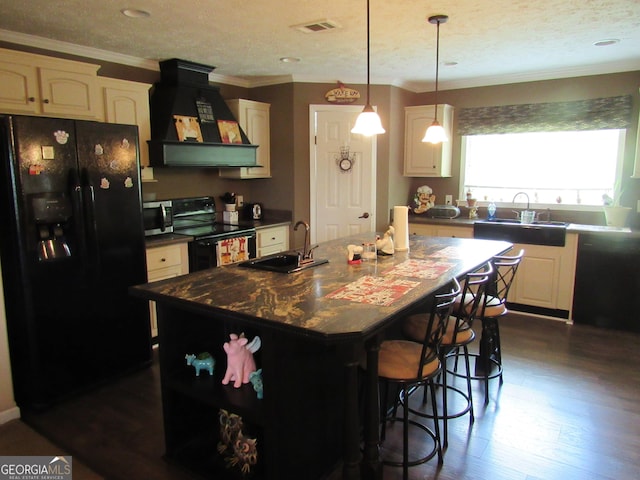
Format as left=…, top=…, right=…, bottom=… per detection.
left=174, top=115, right=203, bottom=142
left=325, top=82, right=360, bottom=104
left=336, top=146, right=355, bottom=172
left=217, top=120, right=243, bottom=144
left=195, top=98, right=216, bottom=123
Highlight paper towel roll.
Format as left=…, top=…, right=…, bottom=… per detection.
left=393, top=206, right=410, bottom=252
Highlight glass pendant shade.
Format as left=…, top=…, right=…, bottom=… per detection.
left=422, top=120, right=447, bottom=143
left=351, top=105, right=385, bottom=136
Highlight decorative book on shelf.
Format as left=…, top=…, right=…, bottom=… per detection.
left=217, top=120, right=243, bottom=144
left=173, top=115, right=203, bottom=142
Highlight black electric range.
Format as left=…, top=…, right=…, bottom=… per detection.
left=172, top=197, right=256, bottom=270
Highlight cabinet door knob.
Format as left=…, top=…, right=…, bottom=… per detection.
left=43, top=99, right=50, bottom=104
left=28, top=96, right=35, bottom=102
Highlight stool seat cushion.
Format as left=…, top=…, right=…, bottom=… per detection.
left=403, top=314, right=474, bottom=347
left=378, top=340, right=439, bottom=381
left=442, top=319, right=474, bottom=346
left=483, top=294, right=507, bottom=318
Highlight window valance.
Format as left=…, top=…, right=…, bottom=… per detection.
left=458, top=95, right=633, bottom=136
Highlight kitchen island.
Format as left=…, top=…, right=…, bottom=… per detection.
left=130, top=234, right=512, bottom=480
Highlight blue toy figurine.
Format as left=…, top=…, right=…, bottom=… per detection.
left=249, top=369, right=263, bottom=399
left=185, top=352, right=215, bottom=376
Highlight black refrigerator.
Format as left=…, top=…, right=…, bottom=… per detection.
left=0, top=115, right=152, bottom=409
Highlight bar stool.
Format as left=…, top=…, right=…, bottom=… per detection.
left=402, top=263, right=493, bottom=447
left=368, top=278, right=460, bottom=480
left=473, top=249, right=524, bottom=402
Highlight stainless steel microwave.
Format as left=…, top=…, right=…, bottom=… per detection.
left=142, top=200, right=173, bottom=236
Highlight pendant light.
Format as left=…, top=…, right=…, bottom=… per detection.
left=422, top=14, right=448, bottom=144
left=351, top=0, right=385, bottom=136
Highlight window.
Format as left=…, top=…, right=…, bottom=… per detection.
left=461, top=129, right=626, bottom=207
left=457, top=95, right=632, bottom=208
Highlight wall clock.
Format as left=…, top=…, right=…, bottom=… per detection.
left=337, top=146, right=355, bottom=172
left=339, top=158, right=353, bottom=171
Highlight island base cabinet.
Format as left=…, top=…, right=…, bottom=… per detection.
left=156, top=304, right=345, bottom=480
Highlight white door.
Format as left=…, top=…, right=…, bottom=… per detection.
left=309, top=105, right=376, bottom=243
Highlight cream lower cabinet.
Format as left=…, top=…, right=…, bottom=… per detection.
left=257, top=225, right=290, bottom=257
left=0, top=47, right=100, bottom=119
left=146, top=243, right=189, bottom=338
left=409, top=223, right=473, bottom=238
left=220, top=99, right=271, bottom=179
left=98, top=77, right=152, bottom=168
left=509, top=233, right=578, bottom=315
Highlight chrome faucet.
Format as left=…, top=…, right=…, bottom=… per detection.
left=512, top=192, right=530, bottom=210
left=294, top=220, right=317, bottom=261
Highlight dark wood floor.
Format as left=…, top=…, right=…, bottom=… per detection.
left=6, top=313, right=640, bottom=480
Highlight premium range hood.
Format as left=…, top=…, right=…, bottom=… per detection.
left=148, top=59, right=258, bottom=168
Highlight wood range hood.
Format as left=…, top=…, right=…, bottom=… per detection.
left=148, top=59, right=257, bottom=168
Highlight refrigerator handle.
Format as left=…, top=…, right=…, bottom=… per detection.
left=72, top=184, right=89, bottom=260
left=81, top=172, right=101, bottom=278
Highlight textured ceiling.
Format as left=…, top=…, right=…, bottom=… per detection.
left=0, top=0, right=639, bottom=91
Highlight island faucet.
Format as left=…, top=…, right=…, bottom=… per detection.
left=294, top=220, right=317, bottom=261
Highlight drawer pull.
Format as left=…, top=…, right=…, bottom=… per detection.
left=160, top=257, right=166, bottom=262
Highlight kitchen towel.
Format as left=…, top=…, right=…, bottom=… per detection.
left=216, top=236, right=249, bottom=266
left=393, top=206, right=410, bottom=252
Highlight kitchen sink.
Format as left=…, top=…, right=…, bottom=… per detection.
left=473, top=219, right=567, bottom=246
left=238, top=253, right=329, bottom=274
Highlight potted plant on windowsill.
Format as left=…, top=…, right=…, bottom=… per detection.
left=602, top=182, right=631, bottom=227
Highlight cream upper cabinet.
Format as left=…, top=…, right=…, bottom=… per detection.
left=220, top=99, right=271, bottom=179
left=98, top=77, right=151, bottom=168
left=403, top=104, right=453, bottom=177
left=0, top=48, right=100, bottom=119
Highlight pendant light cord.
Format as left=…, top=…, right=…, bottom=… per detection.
left=366, top=0, right=371, bottom=105
left=433, top=18, right=440, bottom=122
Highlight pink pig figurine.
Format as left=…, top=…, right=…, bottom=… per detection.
left=222, top=333, right=261, bottom=388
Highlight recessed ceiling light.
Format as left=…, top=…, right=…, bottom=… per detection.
left=280, top=57, right=300, bottom=63
left=593, top=39, right=620, bottom=47
left=121, top=8, right=151, bottom=18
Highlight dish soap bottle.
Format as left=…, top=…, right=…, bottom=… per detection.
left=487, top=201, right=497, bottom=221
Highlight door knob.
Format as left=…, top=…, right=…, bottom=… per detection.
left=359, top=212, right=369, bottom=219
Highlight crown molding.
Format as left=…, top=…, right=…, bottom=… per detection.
left=2, top=28, right=637, bottom=92
left=0, top=29, right=159, bottom=71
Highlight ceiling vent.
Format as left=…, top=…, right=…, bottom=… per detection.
left=292, top=19, right=341, bottom=33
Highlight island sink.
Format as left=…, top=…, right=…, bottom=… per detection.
left=239, top=253, right=329, bottom=273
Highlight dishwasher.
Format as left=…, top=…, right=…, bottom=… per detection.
left=572, top=233, right=640, bottom=332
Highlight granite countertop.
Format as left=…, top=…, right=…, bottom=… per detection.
left=145, top=233, right=194, bottom=248
left=408, top=214, right=639, bottom=237
left=131, top=235, right=512, bottom=341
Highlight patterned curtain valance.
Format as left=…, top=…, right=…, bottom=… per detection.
left=458, top=95, right=633, bottom=136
